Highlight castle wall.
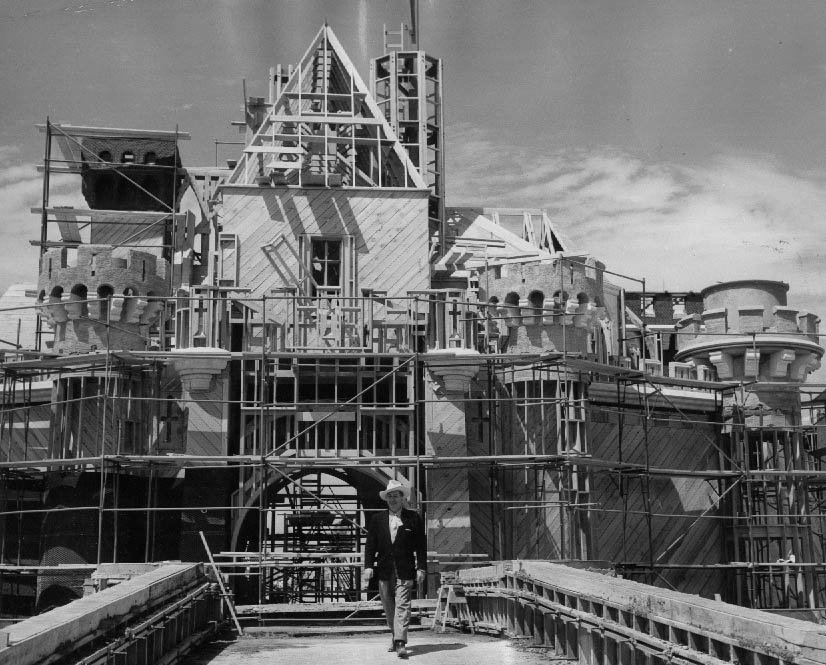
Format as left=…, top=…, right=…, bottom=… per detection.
left=480, top=367, right=726, bottom=599
left=4, top=397, right=51, bottom=463
left=424, top=391, right=473, bottom=565
left=475, top=257, right=609, bottom=357
left=491, top=377, right=566, bottom=561
left=48, top=371, right=158, bottom=458
left=701, top=280, right=788, bottom=330
left=476, top=256, right=605, bottom=307
left=219, top=186, right=430, bottom=302
left=79, top=136, right=183, bottom=213
left=179, top=370, right=229, bottom=457
left=587, top=404, right=725, bottom=598
left=37, top=245, right=167, bottom=353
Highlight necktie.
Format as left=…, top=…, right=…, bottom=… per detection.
left=389, top=511, right=403, bottom=543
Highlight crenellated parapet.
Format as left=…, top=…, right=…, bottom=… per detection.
left=37, top=245, right=168, bottom=353
left=475, top=256, right=609, bottom=356
left=675, top=280, right=823, bottom=424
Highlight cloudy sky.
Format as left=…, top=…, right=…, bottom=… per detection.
left=2, top=0, right=826, bottom=319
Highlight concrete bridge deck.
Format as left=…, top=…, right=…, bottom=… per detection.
left=6, top=560, right=826, bottom=664
left=182, top=629, right=564, bottom=665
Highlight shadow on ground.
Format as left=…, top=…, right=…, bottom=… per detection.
left=407, top=641, right=466, bottom=656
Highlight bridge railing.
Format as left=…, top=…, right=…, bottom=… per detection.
left=0, top=563, right=223, bottom=665
left=452, top=560, right=826, bottom=665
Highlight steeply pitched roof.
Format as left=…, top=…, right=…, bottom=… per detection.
left=447, top=207, right=573, bottom=255
left=228, top=25, right=426, bottom=190
left=435, top=209, right=550, bottom=272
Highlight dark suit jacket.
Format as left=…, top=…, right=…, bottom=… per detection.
left=364, top=508, right=427, bottom=581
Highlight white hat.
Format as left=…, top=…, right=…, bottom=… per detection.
left=379, top=478, right=411, bottom=501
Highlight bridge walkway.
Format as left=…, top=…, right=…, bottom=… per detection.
left=182, top=628, right=565, bottom=665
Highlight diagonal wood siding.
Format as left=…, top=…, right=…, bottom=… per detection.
left=424, top=391, right=473, bottom=563
left=220, top=187, right=430, bottom=303
left=588, top=407, right=725, bottom=598
left=485, top=366, right=726, bottom=599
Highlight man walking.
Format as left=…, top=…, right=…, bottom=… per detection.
left=362, top=479, right=427, bottom=659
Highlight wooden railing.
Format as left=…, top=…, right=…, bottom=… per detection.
left=176, top=289, right=480, bottom=354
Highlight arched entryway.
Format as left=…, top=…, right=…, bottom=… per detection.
left=231, top=466, right=404, bottom=604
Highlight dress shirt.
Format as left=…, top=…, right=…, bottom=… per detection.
left=389, top=510, right=403, bottom=543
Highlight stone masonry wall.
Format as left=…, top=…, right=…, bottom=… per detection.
left=37, top=245, right=168, bottom=353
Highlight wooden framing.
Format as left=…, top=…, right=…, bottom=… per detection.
left=228, top=25, right=426, bottom=190
left=370, top=47, right=445, bottom=252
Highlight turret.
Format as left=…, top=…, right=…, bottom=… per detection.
left=37, top=245, right=168, bottom=353
left=675, top=280, right=822, bottom=426
left=475, top=256, right=609, bottom=358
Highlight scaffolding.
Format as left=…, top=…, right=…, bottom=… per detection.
left=1, top=327, right=825, bottom=616
left=32, top=120, right=196, bottom=356
left=3, top=21, right=826, bottom=623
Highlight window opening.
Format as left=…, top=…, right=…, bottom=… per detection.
left=310, top=239, right=341, bottom=296
left=641, top=296, right=655, bottom=319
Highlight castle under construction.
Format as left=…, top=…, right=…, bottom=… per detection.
left=1, top=22, right=825, bottom=623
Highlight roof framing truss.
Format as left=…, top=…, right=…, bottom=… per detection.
left=229, top=25, right=426, bottom=190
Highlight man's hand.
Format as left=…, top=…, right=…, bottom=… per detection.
left=362, top=567, right=374, bottom=585
left=416, top=569, right=426, bottom=585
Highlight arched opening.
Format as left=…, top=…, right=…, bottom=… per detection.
left=232, top=468, right=388, bottom=604
left=69, top=283, right=88, bottom=319
left=528, top=289, right=545, bottom=310
left=552, top=290, right=569, bottom=314
left=97, top=284, right=114, bottom=322
left=97, top=150, right=112, bottom=163
left=143, top=151, right=157, bottom=165
left=36, top=584, right=81, bottom=614
left=121, top=150, right=135, bottom=164
left=527, top=290, right=545, bottom=324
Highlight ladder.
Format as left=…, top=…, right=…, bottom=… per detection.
left=432, top=583, right=475, bottom=633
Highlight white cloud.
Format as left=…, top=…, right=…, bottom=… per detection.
left=0, top=162, right=85, bottom=291
left=0, top=145, right=21, bottom=161
left=447, top=123, right=826, bottom=305
left=449, top=126, right=826, bottom=385
left=0, top=164, right=38, bottom=185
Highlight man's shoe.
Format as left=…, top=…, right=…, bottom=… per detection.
left=388, top=639, right=396, bottom=652
left=396, top=643, right=408, bottom=659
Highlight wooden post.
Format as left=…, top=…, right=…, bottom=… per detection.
left=199, top=530, right=244, bottom=635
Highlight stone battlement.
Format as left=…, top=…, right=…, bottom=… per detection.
left=481, top=299, right=608, bottom=355
left=677, top=306, right=821, bottom=349
left=36, top=246, right=168, bottom=353
left=674, top=280, right=823, bottom=384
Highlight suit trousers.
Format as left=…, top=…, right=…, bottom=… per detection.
left=378, top=565, right=413, bottom=644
